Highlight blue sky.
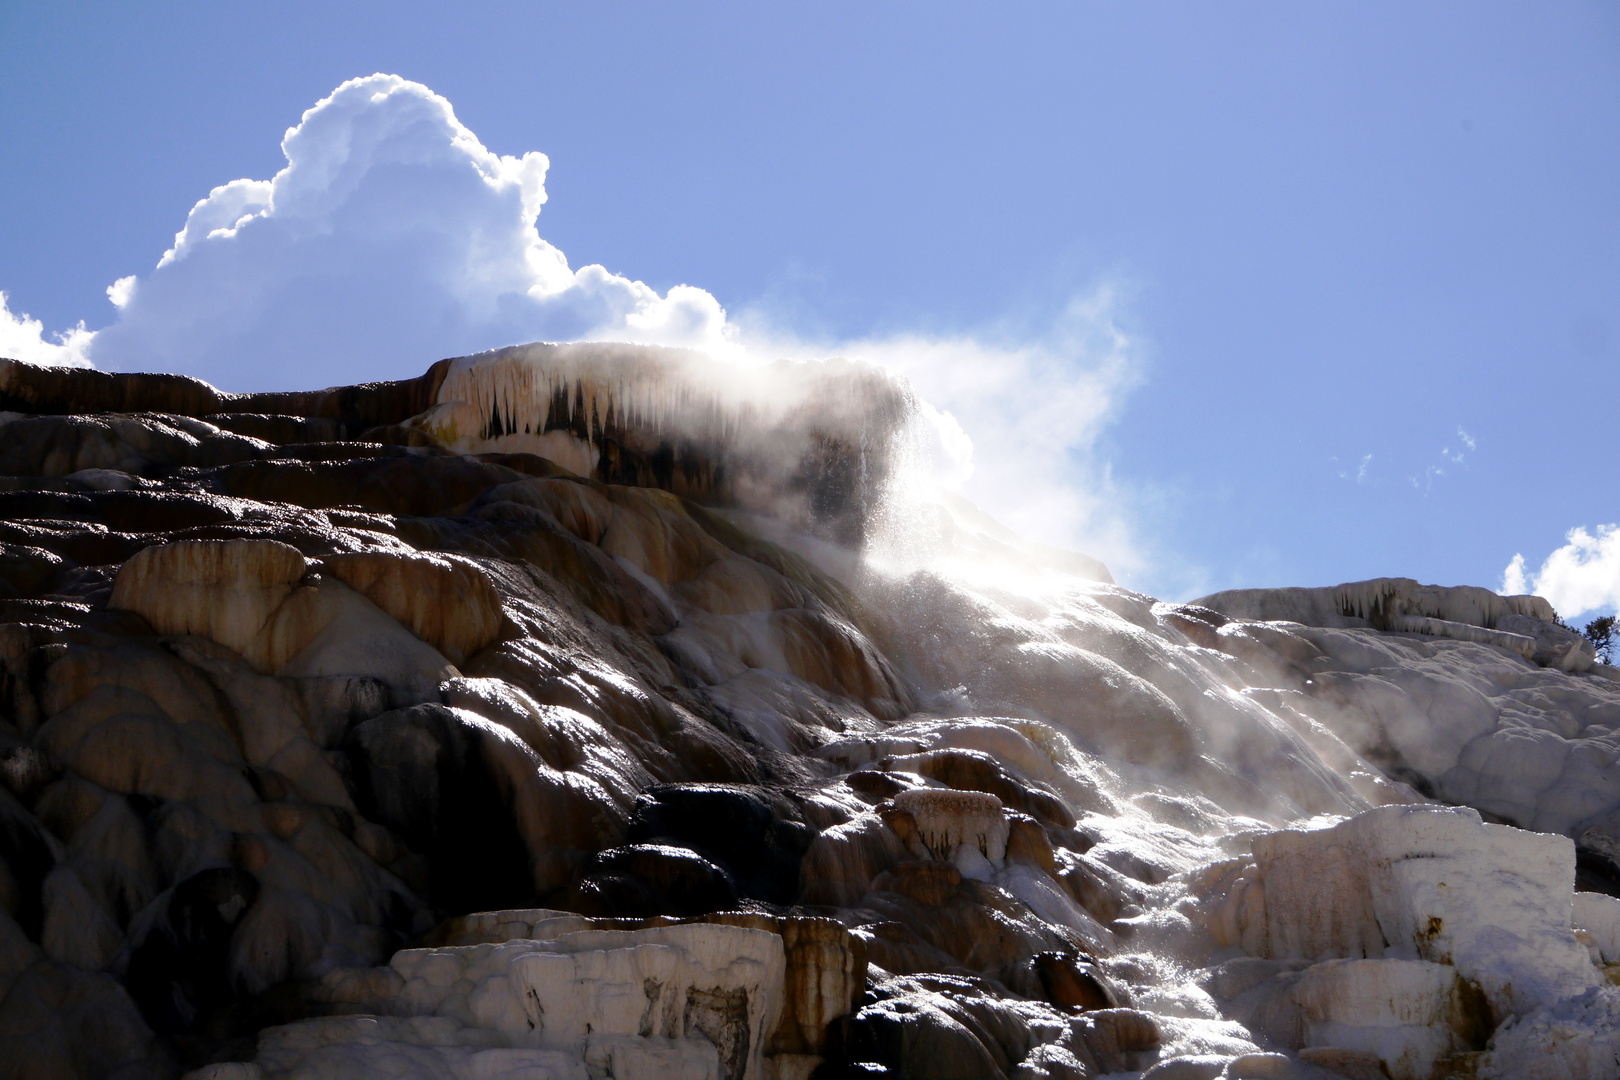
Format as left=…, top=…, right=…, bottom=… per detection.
left=1, top=2, right=1617, bottom=615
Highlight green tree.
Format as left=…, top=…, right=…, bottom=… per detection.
left=1585, top=615, right=1616, bottom=665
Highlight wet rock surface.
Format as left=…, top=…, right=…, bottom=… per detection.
left=1, top=350, right=1619, bottom=1079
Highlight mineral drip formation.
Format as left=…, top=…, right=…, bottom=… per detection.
left=415, top=343, right=921, bottom=545
left=0, top=349, right=1619, bottom=1080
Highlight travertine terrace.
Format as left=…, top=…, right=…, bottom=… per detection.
left=2, top=346, right=1619, bottom=1080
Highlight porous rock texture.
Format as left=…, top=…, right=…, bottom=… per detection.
left=1, top=348, right=1620, bottom=1079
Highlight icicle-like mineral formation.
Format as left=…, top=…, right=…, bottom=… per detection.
left=399, top=342, right=921, bottom=545
left=1197, top=577, right=1556, bottom=631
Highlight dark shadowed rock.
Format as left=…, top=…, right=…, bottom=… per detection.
left=0, top=786, right=61, bottom=938
left=1031, top=951, right=1120, bottom=1012
left=206, top=414, right=356, bottom=445
left=0, top=959, right=171, bottom=1080
left=341, top=704, right=534, bottom=913
left=215, top=454, right=521, bottom=517
left=0, top=358, right=224, bottom=416
left=828, top=991, right=1009, bottom=1080
left=229, top=359, right=452, bottom=429
left=625, top=783, right=812, bottom=905
left=569, top=842, right=739, bottom=917
left=124, top=866, right=260, bottom=1034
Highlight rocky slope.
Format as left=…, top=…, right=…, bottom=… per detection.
left=1, top=345, right=1619, bottom=1080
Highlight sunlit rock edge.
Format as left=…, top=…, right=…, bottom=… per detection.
left=0, top=347, right=1617, bottom=1080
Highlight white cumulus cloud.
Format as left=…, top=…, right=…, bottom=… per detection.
left=0, top=292, right=93, bottom=368
left=81, top=73, right=735, bottom=390
left=106, top=276, right=137, bottom=309
left=1502, top=524, right=1620, bottom=620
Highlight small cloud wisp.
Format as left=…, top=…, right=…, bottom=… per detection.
left=1410, top=426, right=1476, bottom=492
